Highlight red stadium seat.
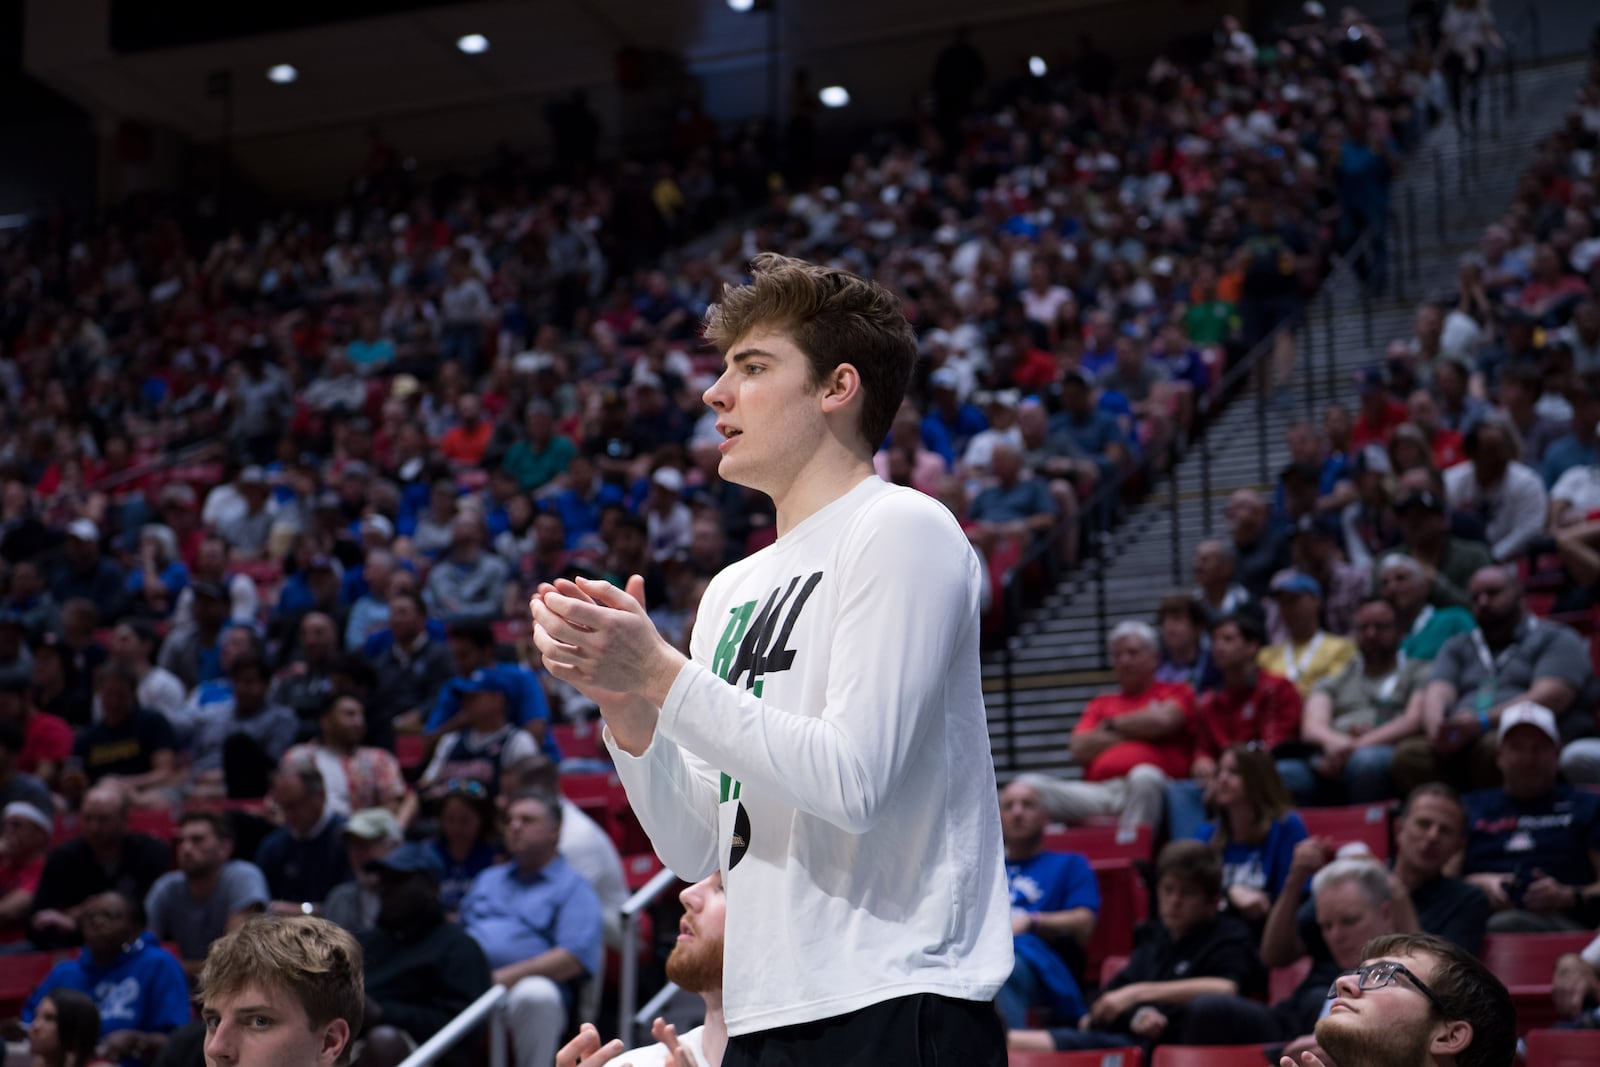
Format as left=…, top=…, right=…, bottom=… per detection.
left=183, top=797, right=270, bottom=817
left=232, top=558, right=283, bottom=586
left=394, top=734, right=426, bottom=772
left=551, top=721, right=603, bottom=762
left=1010, top=1050, right=1144, bottom=1067
left=1481, top=932, right=1596, bottom=1033
left=560, top=773, right=650, bottom=851
left=1043, top=825, right=1154, bottom=865
left=1270, top=957, right=1314, bottom=1005
left=126, top=808, right=177, bottom=841
left=1151, top=1046, right=1273, bottom=1067
left=1099, top=954, right=1128, bottom=989
left=623, top=852, right=663, bottom=891
left=1084, top=860, right=1147, bottom=989
left=561, top=771, right=622, bottom=807
left=491, top=619, right=528, bottom=647
left=1297, top=803, right=1392, bottom=860
left=0, top=952, right=60, bottom=1017
left=1525, top=1028, right=1600, bottom=1067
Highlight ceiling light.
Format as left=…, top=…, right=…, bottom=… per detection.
left=456, top=33, right=489, bottom=55
left=1029, top=56, right=1048, bottom=77
left=726, top=0, right=756, bottom=10
left=266, top=64, right=298, bottom=85
left=819, top=85, right=850, bottom=108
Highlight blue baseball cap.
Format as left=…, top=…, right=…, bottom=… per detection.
left=1270, top=570, right=1323, bottom=599
left=456, top=668, right=512, bottom=697
left=367, top=841, right=445, bottom=882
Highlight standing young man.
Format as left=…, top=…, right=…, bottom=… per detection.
left=198, top=914, right=364, bottom=1067
left=531, top=253, right=1011, bottom=1065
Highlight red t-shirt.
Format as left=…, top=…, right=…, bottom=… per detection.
left=1192, top=669, right=1303, bottom=761
left=439, top=422, right=493, bottom=466
left=20, top=711, right=73, bottom=774
left=1074, top=681, right=1195, bottom=781
left=0, top=851, right=45, bottom=942
left=1350, top=400, right=1408, bottom=448
left=1428, top=428, right=1465, bottom=470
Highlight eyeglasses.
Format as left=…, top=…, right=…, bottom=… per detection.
left=1327, top=961, right=1445, bottom=1015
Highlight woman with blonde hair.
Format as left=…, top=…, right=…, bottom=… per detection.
left=1191, top=743, right=1308, bottom=926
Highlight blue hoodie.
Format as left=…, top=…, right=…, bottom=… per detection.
left=24, top=932, right=190, bottom=1051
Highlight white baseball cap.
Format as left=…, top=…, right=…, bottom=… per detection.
left=1498, top=701, right=1560, bottom=745
left=3, top=800, right=52, bottom=834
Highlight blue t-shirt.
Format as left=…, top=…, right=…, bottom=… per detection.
left=1048, top=408, right=1128, bottom=460
left=1463, top=785, right=1600, bottom=887
left=24, top=933, right=190, bottom=1053
left=549, top=484, right=626, bottom=549
left=347, top=338, right=396, bottom=368
left=431, top=838, right=499, bottom=913
left=1006, top=850, right=1100, bottom=1022
left=424, top=663, right=561, bottom=761
left=125, top=562, right=190, bottom=611
left=924, top=405, right=989, bottom=460
left=1194, top=811, right=1309, bottom=898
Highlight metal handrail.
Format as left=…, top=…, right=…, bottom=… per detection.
left=618, top=865, right=682, bottom=1047
left=91, top=438, right=220, bottom=493
left=396, top=984, right=508, bottom=1067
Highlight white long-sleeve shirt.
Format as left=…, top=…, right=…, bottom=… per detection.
left=607, top=476, right=1012, bottom=1036
left=1443, top=460, right=1548, bottom=562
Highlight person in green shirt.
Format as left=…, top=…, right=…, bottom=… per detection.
left=1181, top=262, right=1241, bottom=348
left=502, top=400, right=576, bottom=492
left=1379, top=554, right=1476, bottom=661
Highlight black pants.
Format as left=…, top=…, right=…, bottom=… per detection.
left=722, top=994, right=1005, bottom=1067
left=1177, top=994, right=1294, bottom=1046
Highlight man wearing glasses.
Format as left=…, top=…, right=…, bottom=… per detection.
left=1284, top=931, right=1515, bottom=1067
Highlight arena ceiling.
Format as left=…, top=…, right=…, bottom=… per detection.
left=23, top=0, right=1121, bottom=143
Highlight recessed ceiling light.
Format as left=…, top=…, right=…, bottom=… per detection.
left=1029, top=56, right=1047, bottom=77
left=726, top=0, right=755, bottom=11
left=266, top=64, right=298, bottom=85
left=456, top=33, right=489, bottom=55
left=819, top=85, right=850, bottom=108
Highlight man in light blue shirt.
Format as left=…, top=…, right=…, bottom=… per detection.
left=461, top=791, right=601, bottom=1067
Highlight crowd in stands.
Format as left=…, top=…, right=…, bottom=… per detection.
left=0, top=2, right=1593, bottom=1065
left=994, top=36, right=1600, bottom=1057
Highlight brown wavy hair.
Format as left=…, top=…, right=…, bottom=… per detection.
left=198, top=915, right=364, bottom=1064
left=702, top=252, right=917, bottom=450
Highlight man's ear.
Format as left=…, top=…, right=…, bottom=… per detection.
left=1429, top=1019, right=1472, bottom=1060
left=819, top=362, right=862, bottom=414
left=825, top=361, right=864, bottom=406
left=319, top=1017, right=352, bottom=1066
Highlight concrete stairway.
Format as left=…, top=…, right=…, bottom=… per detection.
left=985, top=53, right=1596, bottom=781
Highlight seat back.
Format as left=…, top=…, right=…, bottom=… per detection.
left=1009, top=1050, right=1145, bottom=1067
left=1481, top=932, right=1597, bottom=989
left=0, top=952, right=58, bottom=1017
left=1525, top=1028, right=1600, bottom=1067
left=1150, top=1044, right=1274, bottom=1067
left=1043, top=825, right=1154, bottom=865
left=1270, top=956, right=1314, bottom=1005
left=1297, top=803, right=1392, bottom=860
left=1084, top=860, right=1147, bottom=989
left=551, top=721, right=603, bottom=762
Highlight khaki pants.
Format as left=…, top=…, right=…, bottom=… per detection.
left=1391, top=732, right=1500, bottom=796
left=1013, top=764, right=1168, bottom=830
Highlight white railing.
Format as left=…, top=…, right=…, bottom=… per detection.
left=617, top=865, right=681, bottom=1047
left=396, top=984, right=508, bottom=1067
